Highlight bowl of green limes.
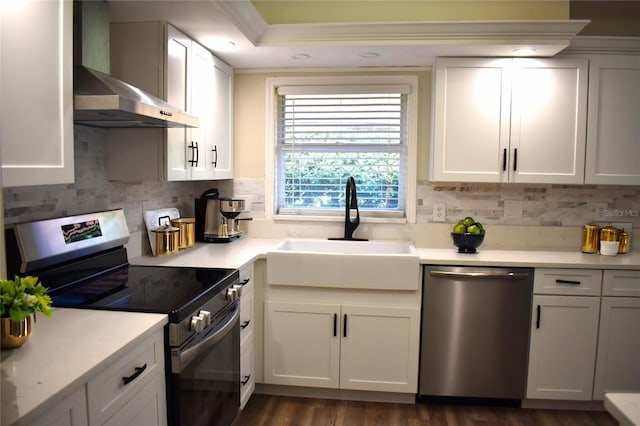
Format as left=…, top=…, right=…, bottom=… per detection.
left=451, top=216, right=485, bottom=253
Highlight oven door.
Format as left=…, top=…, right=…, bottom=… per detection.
left=169, top=301, right=240, bottom=426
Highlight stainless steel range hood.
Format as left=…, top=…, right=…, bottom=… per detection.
left=74, top=66, right=199, bottom=128
left=73, top=0, right=198, bottom=129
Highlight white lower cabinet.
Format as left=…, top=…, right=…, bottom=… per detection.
left=87, top=329, right=166, bottom=425
left=30, top=387, right=88, bottom=426
left=264, top=301, right=419, bottom=393
left=239, top=263, right=256, bottom=409
left=526, top=295, right=600, bottom=400
left=527, top=268, right=640, bottom=402
left=592, top=270, right=640, bottom=400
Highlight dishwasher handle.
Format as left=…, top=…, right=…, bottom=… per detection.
left=429, top=270, right=530, bottom=280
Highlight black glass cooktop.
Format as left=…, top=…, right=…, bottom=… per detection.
left=49, top=264, right=238, bottom=322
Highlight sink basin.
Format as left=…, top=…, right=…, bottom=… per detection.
left=266, top=238, right=420, bottom=290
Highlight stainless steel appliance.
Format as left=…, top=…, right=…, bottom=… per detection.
left=195, top=189, right=247, bottom=243
left=419, top=266, right=533, bottom=400
left=5, top=209, right=241, bottom=426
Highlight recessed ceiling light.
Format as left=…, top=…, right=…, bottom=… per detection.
left=210, top=39, right=237, bottom=52
left=359, top=52, right=380, bottom=59
left=292, top=53, right=311, bottom=60
left=513, top=48, right=536, bottom=56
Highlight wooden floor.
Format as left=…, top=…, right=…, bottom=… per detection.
left=236, top=394, right=617, bottom=426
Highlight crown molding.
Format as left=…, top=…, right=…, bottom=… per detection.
left=257, top=20, right=591, bottom=47
left=564, top=36, right=640, bottom=55
left=215, top=0, right=268, bottom=45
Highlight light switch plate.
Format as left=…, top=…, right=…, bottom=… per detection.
left=433, top=203, right=446, bottom=222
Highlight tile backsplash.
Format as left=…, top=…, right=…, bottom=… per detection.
left=3, top=126, right=639, bottom=249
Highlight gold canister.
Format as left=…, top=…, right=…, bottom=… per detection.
left=581, top=224, right=599, bottom=253
left=618, top=231, right=630, bottom=254
left=600, top=226, right=621, bottom=242
left=151, top=224, right=180, bottom=256
left=171, top=218, right=195, bottom=249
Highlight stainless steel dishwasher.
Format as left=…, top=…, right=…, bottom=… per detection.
left=419, top=266, right=533, bottom=400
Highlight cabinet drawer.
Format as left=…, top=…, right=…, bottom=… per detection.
left=87, top=330, right=164, bottom=424
left=603, top=270, right=640, bottom=297
left=534, top=269, right=602, bottom=295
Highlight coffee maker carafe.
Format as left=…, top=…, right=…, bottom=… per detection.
left=195, top=189, right=246, bottom=243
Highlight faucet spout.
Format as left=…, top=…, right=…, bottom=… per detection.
left=343, top=177, right=367, bottom=241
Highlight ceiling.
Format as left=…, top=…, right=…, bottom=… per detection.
left=107, top=1, right=590, bottom=70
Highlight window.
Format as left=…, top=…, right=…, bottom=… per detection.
left=266, top=76, right=417, bottom=223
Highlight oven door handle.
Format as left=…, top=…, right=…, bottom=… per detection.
left=172, top=303, right=239, bottom=374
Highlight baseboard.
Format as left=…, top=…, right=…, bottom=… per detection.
left=254, top=383, right=415, bottom=404
left=522, top=399, right=606, bottom=411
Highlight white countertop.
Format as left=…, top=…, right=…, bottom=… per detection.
left=1, top=308, right=167, bottom=426
left=129, top=238, right=640, bottom=270
left=604, top=393, right=640, bottom=426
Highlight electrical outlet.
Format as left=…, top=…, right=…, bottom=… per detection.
left=433, top=203, right=446, bottom=222
left=503, top=200, right=523, bottom=219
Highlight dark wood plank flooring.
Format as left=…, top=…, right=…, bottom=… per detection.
left=236, top=394, right=617, bottom=426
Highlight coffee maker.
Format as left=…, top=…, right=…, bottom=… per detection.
left=195, top=189, right=247, bottom=243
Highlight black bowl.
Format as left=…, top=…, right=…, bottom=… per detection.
left=451, top=232, right=485, bottom=253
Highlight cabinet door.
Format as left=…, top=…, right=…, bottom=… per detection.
left=210, top=57, right=234, bottom=179
left=430, top=58, right=512, bottom=182
left=593, top=297, right=640, bottom=400
left=510, top=58, right=587, bottom=184
left=165, top=26, right=191, bottom=181
left=526, top=295, right=600, bottom=400
left=340, top=305, right=420, bottom=393
left=585, top=55, right=640, bottom=185
left=1, top=0, right=74, bottom=187
left=264, top=301, right=340, bottom=388
left=189, top=42, right=215, bottom=180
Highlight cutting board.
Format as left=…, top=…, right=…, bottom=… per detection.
left=144, top=208, right=180, bottom=256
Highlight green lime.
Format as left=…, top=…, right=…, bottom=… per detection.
left=466, top=224, right=481, bottom=235
left=462, top=217, right=475, bottom=227
left=452, top=223, right=467, bottom=234
left=475, top=222, right=485, bottom=234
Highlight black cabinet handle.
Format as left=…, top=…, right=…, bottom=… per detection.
left=122, top=363, right=147, bottom=385
left=343, top=314, right=348, bottom=338
left=188, top=141, right=197, bottom=166
left=194, top=141, right=199, bottom=167
left=502, top=148, right=507, bottom=171
left=556, top=279, right=581, bottom=285
left=333, top=314, right=337, bottom=337
left=212, top=146, right=218, bottom=167
left=536, top=305, right=541, bottom=329
left=513, top=148, right=518, bottom=171
left=241, top=320, right=251, bottom=329
left=241, top=374, right=251, bottom=386
left=239, top=278, right=250, bottom=286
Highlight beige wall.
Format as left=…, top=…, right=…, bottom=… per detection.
left=233, top=69, right=432, bottom=181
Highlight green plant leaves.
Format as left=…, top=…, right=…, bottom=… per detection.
left=0, top=276, right=53, bottom=322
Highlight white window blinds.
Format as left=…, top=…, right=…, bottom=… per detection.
left=275, top=86, right=408, bottom=216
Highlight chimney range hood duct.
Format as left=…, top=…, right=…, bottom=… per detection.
left=72, top=0, right=198, bottom=129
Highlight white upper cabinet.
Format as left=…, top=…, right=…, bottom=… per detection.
left=108, top=22, right=233, bottom=182
left=1, top=0, right=74, bottom=187
left=430, top=57, right=588, bottom=184
left=584, top=55, right=640, bottom=185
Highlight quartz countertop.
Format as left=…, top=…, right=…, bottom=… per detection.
left=604, top=393, right=640, bottom=426
left=0, top=308, right=167, bottom=426
left=129, top=238, right=640, bottom=270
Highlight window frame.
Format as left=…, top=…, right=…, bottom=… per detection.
left=265, top=75, right=418, bottom=224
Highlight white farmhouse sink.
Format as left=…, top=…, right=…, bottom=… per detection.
left=266, top=238, right=420, bottom=290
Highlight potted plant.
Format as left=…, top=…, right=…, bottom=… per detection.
left=1, top=276, right=53, bottom=348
